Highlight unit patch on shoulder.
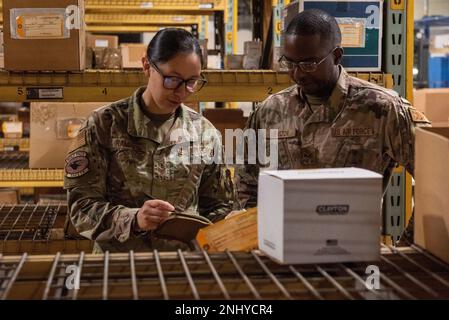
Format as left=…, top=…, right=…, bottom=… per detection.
left=68, top=130, right=87, bottom=153
left=65, top=151, right=89, bottom=178
left=408, top=108, right=430, bottom=124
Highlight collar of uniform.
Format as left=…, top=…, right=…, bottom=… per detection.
left=127, top=86, right=152, bottom=138
left=326, top=65, right=348, bottom=120
left=127, top=87, right=200, bottom=145
left=300, top=66, right=348, bottom=124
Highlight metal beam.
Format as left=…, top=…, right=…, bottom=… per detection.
left=0, top=70, right=392, bottom=103
left=86, top=14, right=201, bottom=26
left=86, top=25, right=190, bottom=33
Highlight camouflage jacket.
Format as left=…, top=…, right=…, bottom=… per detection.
left=236, top=67, right=430, bottom=209
left=64, top=87, right=234, bottom=253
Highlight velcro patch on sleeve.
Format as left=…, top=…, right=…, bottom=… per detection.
left=65, top=151, right=90, bottom=178
left=408, top=108, right=430, bottom=124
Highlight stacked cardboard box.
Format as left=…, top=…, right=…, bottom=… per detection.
left=3, top=0, right=86, bottom=71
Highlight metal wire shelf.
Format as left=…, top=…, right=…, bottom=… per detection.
left=1, top=245, right=448, bottom=300
left=0, top=152, right=28, bottom=170
left=0, top=204, right=93, bottom=255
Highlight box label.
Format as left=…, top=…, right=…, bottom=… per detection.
left=95, top=40, right=109, bottom=48
left=337, top=18, right=366, bottom=48
left=140, top=2, right=154, bottom=8
left=198, top=3, right=214, bottom=9
left=10, top=8, right=70, bottom=40
left=26, top=87, right=64, bottom=100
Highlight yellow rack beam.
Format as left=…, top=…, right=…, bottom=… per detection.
left=0, top=169, right=64, bottom=187
left=86, top=25, right=189, bottom=33
left=0, top=0, right=225, bottom=13
left=0, top=70, right=392, bottom=103
left=85, top=0, right=224, bottom=14
left=86, top=14, right=201, bottom=26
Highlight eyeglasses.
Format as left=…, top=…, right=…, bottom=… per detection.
left=149, top=60, right=207, bottom=93
left=278, top=47, right=339, bottom=73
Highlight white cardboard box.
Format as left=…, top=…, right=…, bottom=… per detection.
left=258, top=167, right=383, bottom=264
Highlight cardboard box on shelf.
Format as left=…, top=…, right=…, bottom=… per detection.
left=0, top=114, right=18, bottom=136
left=30, top=102, right=107, bottom=168
left=244, top=41, right=262, bottom=56
left=414, top=88, right=449, bottom=127
left=207, top=54, right=222, bottom=69
left=86, top=34, right=119, bottom=49
left=258, top=168, right=383, bottom=264
left=243, top=54, right=261, bottom=70
left=225, top=54, right=244, bottom=70
left=3, top=0, right=86, bottom=71
left=414, top=127, right=449, bottom=265
left=120, top=43, right=146, bottom=69
left=0, top=188, right=20, bottom=204
left=2, top=121, right=23, bottom=139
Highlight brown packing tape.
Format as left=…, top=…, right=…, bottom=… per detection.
left=196, top=207, right=258, bottom=252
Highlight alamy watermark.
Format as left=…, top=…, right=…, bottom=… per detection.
left=168, top=128, right=279, bottom=169
left=65, top=5, right=82, bottom=30
left=65, top=264, right=81, bottom=290
left=365, top=265, right=380, bottom=290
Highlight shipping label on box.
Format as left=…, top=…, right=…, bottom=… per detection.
left=258, top=168, right=382, bottom=264
left=87, top=34, right=119, bottom=49
left=300, top=0, right=383, bottom=71
left=3, top=0, right=85, bottom=71
left=10, top=8, right=69, bottom=39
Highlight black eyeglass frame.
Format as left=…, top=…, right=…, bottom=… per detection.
left=278, top=47, right=340, bottom=73
left=149, top=60, right=208, bottom=93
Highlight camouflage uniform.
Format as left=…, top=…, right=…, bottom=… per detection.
left=64, top=87, right=234, bottom=253
left=235, top=67, right=430, bottom=242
